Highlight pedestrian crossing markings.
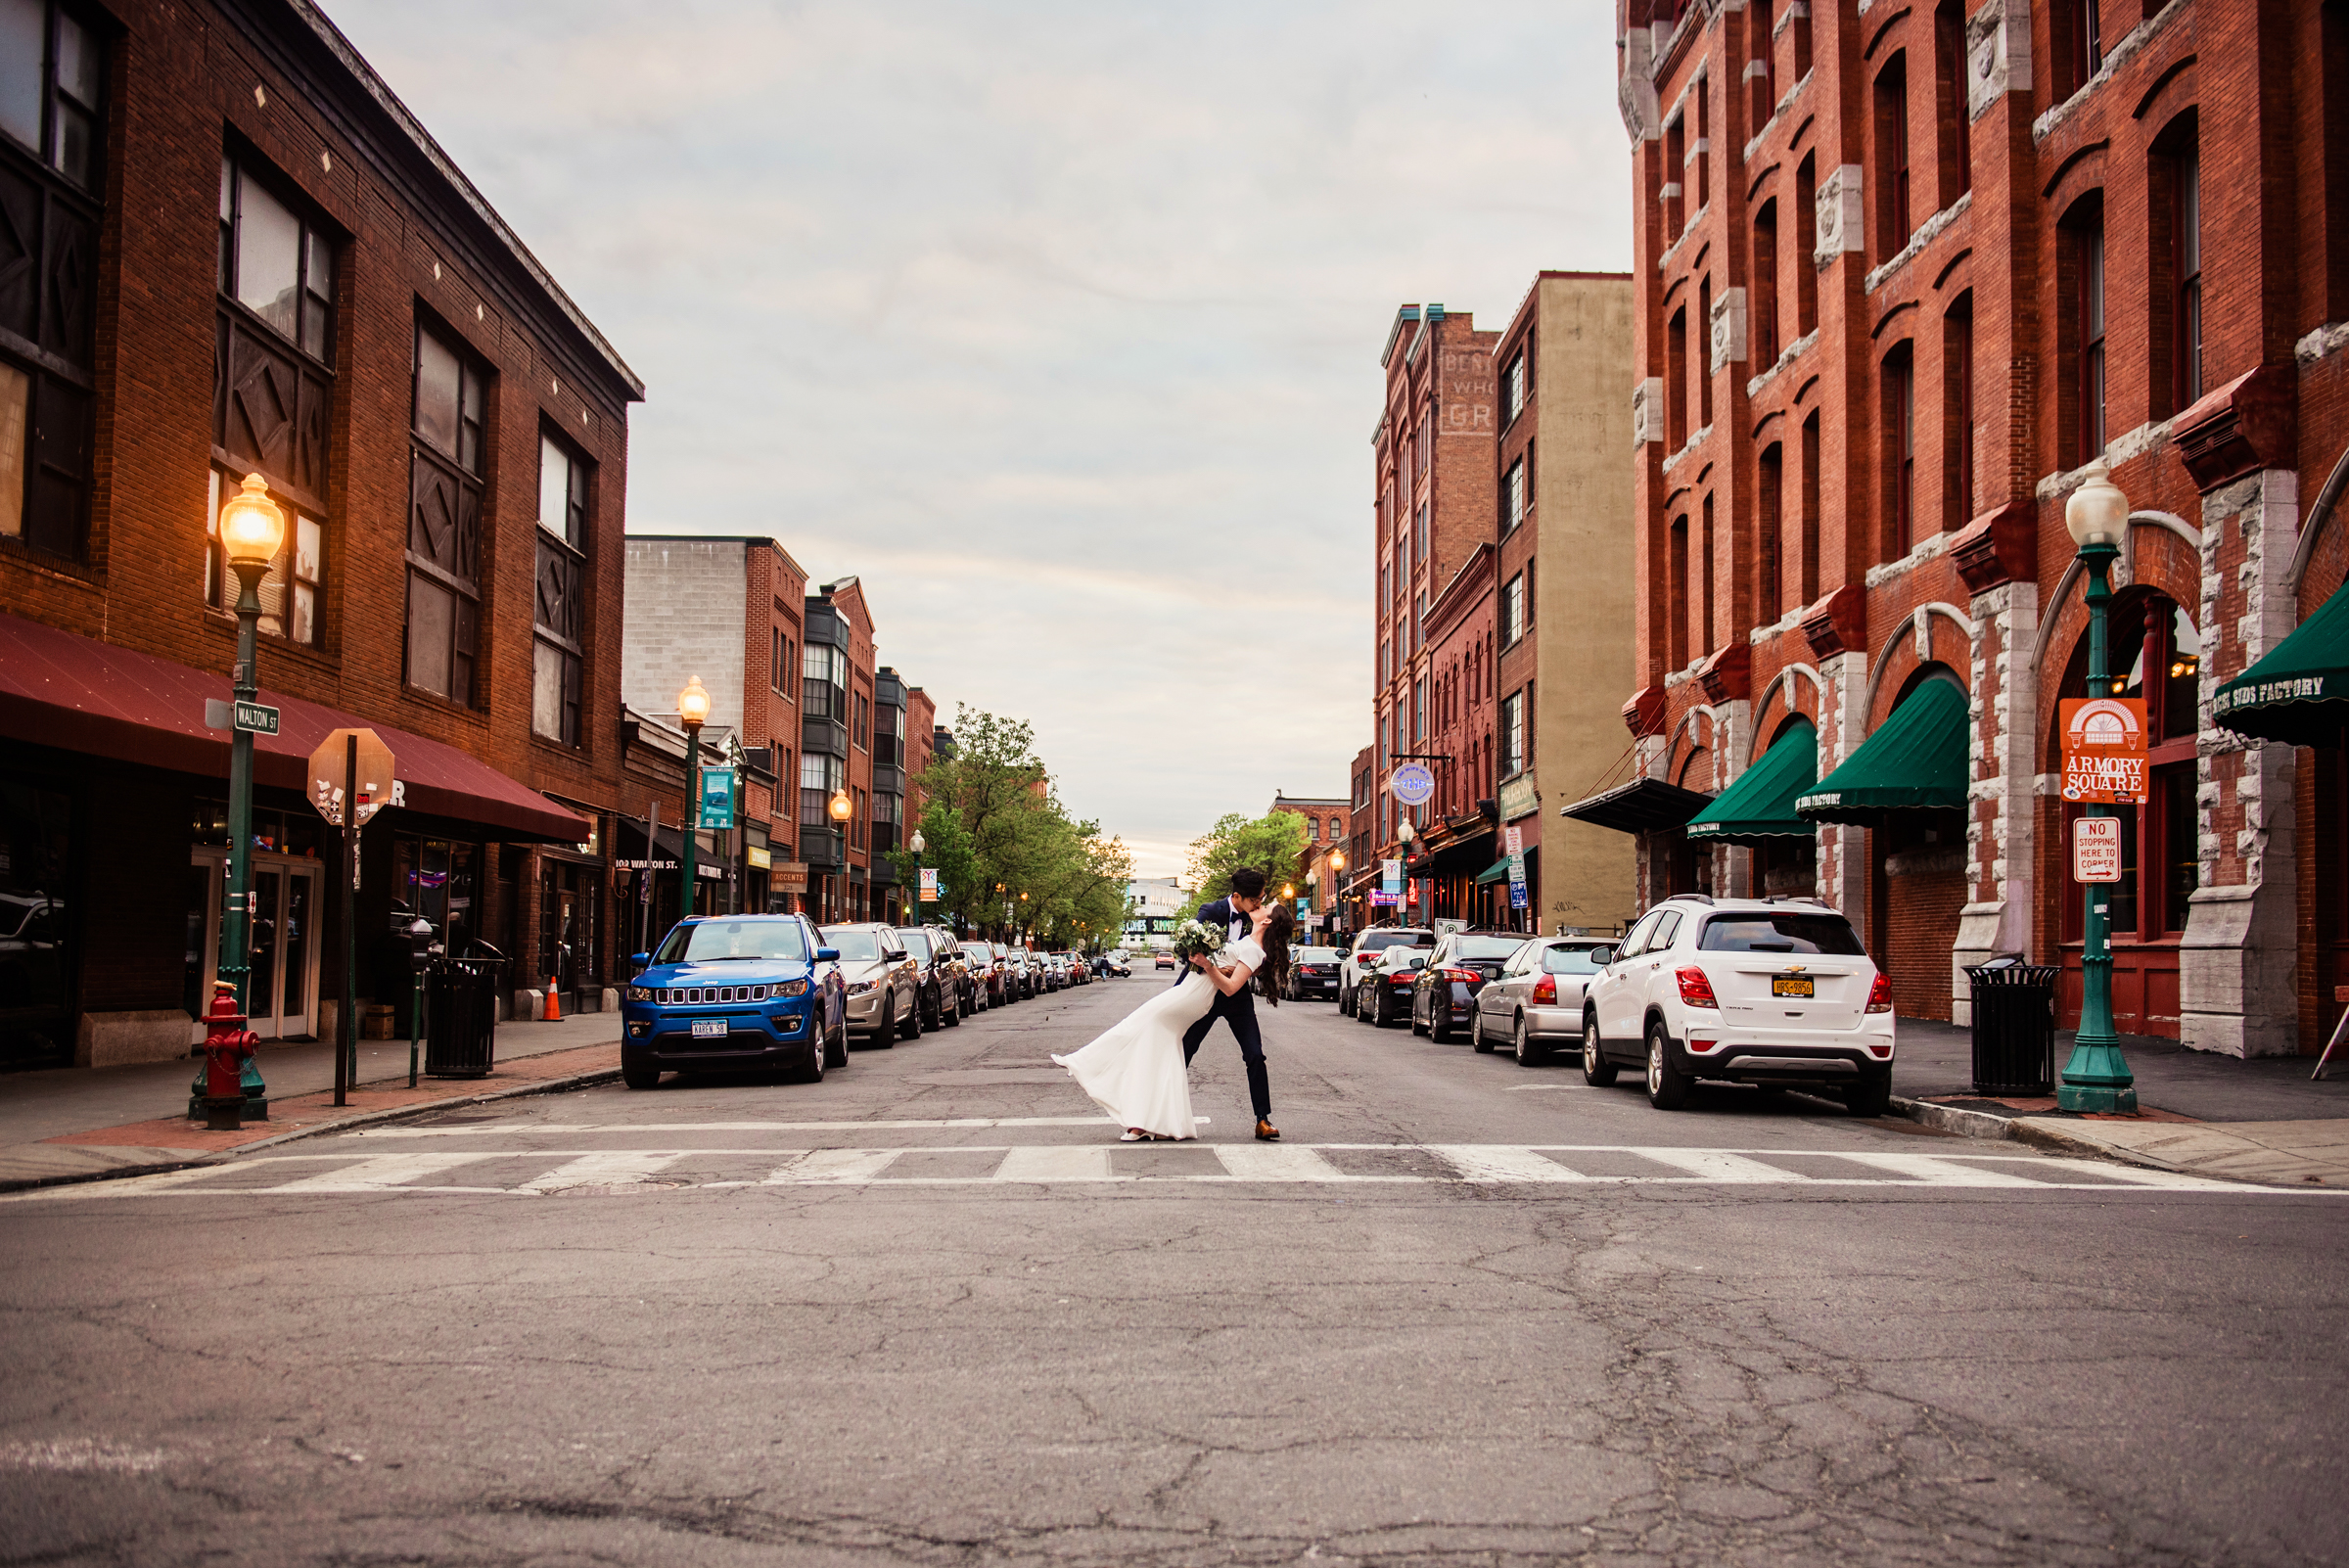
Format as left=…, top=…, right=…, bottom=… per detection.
left=8, top=1144, right=2335, bottom=1199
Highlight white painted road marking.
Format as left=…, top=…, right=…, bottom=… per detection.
left=356, top=1117, right=1131, bottom=1138
left=8, top=1145, right=2332, bottom=1199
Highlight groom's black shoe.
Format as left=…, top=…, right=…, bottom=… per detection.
left=1255, top=1118, right=1280, bottom=1141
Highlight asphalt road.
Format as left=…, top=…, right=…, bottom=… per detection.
left=5, top=972, right=2347, bottom=1566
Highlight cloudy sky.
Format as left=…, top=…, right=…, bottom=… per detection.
left=326, top=0, right=1633, bottom=878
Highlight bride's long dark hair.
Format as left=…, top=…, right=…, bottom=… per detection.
left=1255, top=905, right=1295, bottom=1004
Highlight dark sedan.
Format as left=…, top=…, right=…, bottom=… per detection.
left=1285, top=945, right=1344, bottom=1000
left=1410, top=931, right=1530, bottom=1043
left=893, top=926, right=962, bottom=1032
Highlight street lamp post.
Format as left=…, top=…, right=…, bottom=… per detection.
left=2057, top=458, right=2139, bottom=1113
left=910, top=828, right=927, bottom=924
left=676, top=676, right=712, bottom=921
left=1397, top=817, right=1416, bottom=920
left=828, top=788, right=852, bottom=919
left=215, top=475, right=286, bottom=1025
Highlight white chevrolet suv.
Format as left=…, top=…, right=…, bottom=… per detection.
left=1580, top=897, right=1894, bottom=1114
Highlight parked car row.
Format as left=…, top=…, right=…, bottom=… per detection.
left=1319, top=896, right=1897, bottom=1116
left=619, top=914, right=1113, bottom=1088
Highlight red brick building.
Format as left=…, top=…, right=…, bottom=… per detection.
left=1358, top=305, right=1499, bottom=923
left=1267, top=790, right=1351, bottom=942
left=1592, top=0, right=2349, bottom=1048
left=0, top=0, right=641, bottom=1067
left=1417, top=542, right=1501, bottom=924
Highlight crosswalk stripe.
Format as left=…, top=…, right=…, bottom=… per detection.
left=1829, top=1151, right=2046, bottom=1186
left=260, top=1153, right=499, bottom=1193
left=1431, top=1145, right=1592, bottom=1183
left=360, top=1117, right=1120, bottom=1138
left=1635, top=1149, right=1808, bottom=1183
left=518, top=1152, right=687, bottom=1194
left=1211, top=1144, right=1352, bottom=1182
left=768, top=1148, right=905, bottom=1183
left=993, top=1146, right=1116, bottom=1182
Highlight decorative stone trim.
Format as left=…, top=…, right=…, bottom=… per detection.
left=1658, top=205, right=1711, bottom=271
left=1660, top=423, right=1715, bottom=476
left=1814, top=165, right=1864, bottom=267
left=1745, top=328, right=1818, bottom=398
left=2032, top=0, right=2187, bottom=144
left=1741, top=68, right=1816, bottom=163
left=1865, top=191, right=1972, bottom=296
left=1965, top=0, right=2032, bottom=121
left=2295, top=320, right=2349, bottom=365
left=1632, top=378, right=1664, bottom=445
left=2033, top=415, right=2179, bottom=499
left=1709, top=287, right=1747, bottom=371
left=1862, top=527, right=1955, bottom=588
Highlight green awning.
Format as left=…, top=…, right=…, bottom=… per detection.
left=1686, top=720, right=1818, bottom=846
left=1475, top=855, right=1513, bottom=885
left=1796, top=678, right=1969, bottom=824
left=2212, top=577, right=2349, bottom=747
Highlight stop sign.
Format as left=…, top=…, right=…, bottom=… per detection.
left=307, top=728, right=397, bottom=827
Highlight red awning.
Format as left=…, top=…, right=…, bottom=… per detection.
left=0, top=611, right=590, bottom=843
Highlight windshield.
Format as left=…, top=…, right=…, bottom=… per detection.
left=1698, top=914, right=1866, bottom=955
left=1381, top=951, right=1426, bottom=970
left=1542, top=945, right=1606, bottom=975
left=963, top=943, right=993, bottom=961
left=1296, top=947, right=1341, bottom=962
left=655, top=919, right=808, bottom=964
left=1359, top=931, right=1433, bottom=954
left=896, top=930, right=933, bottom=960
left=821, top=929, right=885, bottom=962
left=1456, top=936, right=1527, bottom=959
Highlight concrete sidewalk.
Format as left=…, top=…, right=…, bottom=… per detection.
left=0, top=1014, right=624, bottom=1189
left=1891, top=1018, right=2349, bottom=1187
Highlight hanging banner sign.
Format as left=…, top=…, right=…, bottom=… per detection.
left=1390, top=762, right=1436, bottom=806
left=2059, top=698, right=2148, bottom=805
left=919, top=868, right=939, bottom=902
left=2072, top=815, right=2124, bottom=883
left=1381, top=858, right=1403, bottom=899
left=699, top=767, right=737, bottom=828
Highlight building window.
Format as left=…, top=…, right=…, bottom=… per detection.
left=2067, top=199, right=2107, bottom=463
left=1502, top=352, right=1526, bottom=425
left=852, top=787, right=866, bottom=851
left=1884, top=343, right=1915, bottom=559
left=1758, top=443, right=1784, bottom=620
left=1414, top=676, right=1427, bottom=743
left=1751, top=0, right=1775, bottom=123
left=1875, top=53, right=1911, bottom=257
left=0, top=0, right=102, bottom=561
left=1499, top=689, right=1525, bottom=778
left=1792, top=0, right=1812, bottom=77
left=531, top=433, right=590, bottom=747
left=1696, top=278, right=1714, bottom=428
left=1794, top=155, right=1819, bottom=336
left=1934, top=0, right=1970, bottom=204
left=854, top=691, right=869, bottom=750
left=1414, top=502, right=1429, bottom=566
left=1668, top=516, right=1690, bottom=669
left=1945, top=295, right=1974, bottom=527
left=1800, top=412, right=1821, bottom=605
left=1502, top=572, right=1527, bottom=647
left=1666, top=306, right=1688, bottom=450
left=2058, top=0, right=2103, bottom=99
left=801, top=751, right=842, bottom=833
left=2170, top=128, right=2202, bottom=413
left=1693, top=76, right=1710, bottom=212
left=1753, top=200, right=1779, bottom=366
left=404, top=319, right=485, bottom=705
left=1701, top=491, right=1716, bottom=651
left=804, top=641, right=845, bottom=719
left=1664, top=115, right=1685, bottom=235
left=1502, top=456, right=1526, bottom=536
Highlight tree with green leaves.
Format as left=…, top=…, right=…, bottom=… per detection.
left=1177, top=811, right=1308, bottom=921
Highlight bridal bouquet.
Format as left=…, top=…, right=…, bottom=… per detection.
left=1170, top=918, right=1226, bottom=964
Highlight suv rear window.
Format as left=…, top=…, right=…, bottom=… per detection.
left=1698, top=913, right=1865, bottom=955
left=1455, top=936, right=1527, bottom=959
left=1359, top=931, right=1434, bottom=954
left=1542, top=945, right=1605, bottom=974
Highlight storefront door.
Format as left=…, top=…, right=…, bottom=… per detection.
left=186, top=852, right=322, bottom=1041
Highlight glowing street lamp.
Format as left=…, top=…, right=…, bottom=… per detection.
left=676, top=676, right=712, bottom=919
left=215, top=474, right=285, bottom=1022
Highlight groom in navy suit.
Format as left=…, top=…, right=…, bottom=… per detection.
left=1180, top=866, right=1279, bottom=1140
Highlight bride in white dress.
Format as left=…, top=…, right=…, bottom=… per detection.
left=1051, top=903, right=1282, bottom=1140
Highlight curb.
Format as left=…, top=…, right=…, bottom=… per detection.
left=0, top=1064, right=622, bottom=1195
left=1888, top=1093, right=2187, bottom=1176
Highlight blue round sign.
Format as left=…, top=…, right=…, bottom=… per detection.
left=1390, top=762, right=1435, bottom=807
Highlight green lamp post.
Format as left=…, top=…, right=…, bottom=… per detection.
left=676, top=675, right=711, bottom=921
left=2057, top=458, right=2139, bottom=1113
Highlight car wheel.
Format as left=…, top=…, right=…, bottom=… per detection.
left=827, top=1019, right=848, bottom=1068
left=1513, top=1013, right=1545, bottom=1066
left=1841, top=1072, right=1893, bottom=1118
left=1339, top=983, right=1355, bottom=1017
left=802, top=1036, right=825, bottom=1083
left=1412, top=995, right=1430, bottom=1037
left=1644, top=1022, right=1691, bottom=1110
left=905, top=990, right=925, bottom=1038
left=875, top=993, right=898, bottom=1047
left=622, top=1056, right=660, bottom=1091
left=945, top=990, right=963, bottom=1026
left=1580, top=1016, right=1618, bottom=1084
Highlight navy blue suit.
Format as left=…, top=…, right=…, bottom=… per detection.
left=1178, top=897, right=1270, bottom=1120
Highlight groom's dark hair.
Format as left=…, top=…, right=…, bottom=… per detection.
left=1226, top=867, right=1267, bottom=899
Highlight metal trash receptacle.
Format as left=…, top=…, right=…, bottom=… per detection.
left=424, top=953, right=503, bottom=1079
left=1964, top=953, right=2058, bottom=1095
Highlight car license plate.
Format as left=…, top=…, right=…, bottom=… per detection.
left=691, top=1018, right=726, bottom=1038
left=1771, top=976, right=1815, bottom=998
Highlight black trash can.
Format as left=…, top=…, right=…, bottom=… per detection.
left=1964, top=953, right=2058, bottom=1095
left=424, top=953, right=503, bottom=1079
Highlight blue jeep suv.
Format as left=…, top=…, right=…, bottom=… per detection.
left=622, top=915, right=845, bottom=1089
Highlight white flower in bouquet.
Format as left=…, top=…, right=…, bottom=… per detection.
left=1171, top=919, right=1226, bottom=962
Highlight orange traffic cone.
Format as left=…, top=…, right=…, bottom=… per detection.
left=544, top=980, right=562, bottom=1022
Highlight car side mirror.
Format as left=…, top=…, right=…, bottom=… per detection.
left=629, top=951, right=650, bottom=975
left=816, top=946, right=840, bottom=962
left=1590, top=946, right=1616, bottom=967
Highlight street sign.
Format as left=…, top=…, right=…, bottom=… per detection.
left=2060, top=698, right=2148, bottom=804
left=1390, top=763, right=1435, bottom=806
left=1368, top=890, right=1399, bottom=906
left=699, top=767, right=736, bottom=829
left=1503, top=826, right=1523, bottom=856
left=773, top=860, right=810, bottom=892
left=1509, top=879, right=1529, bottom=909
left=233, top=701, right=279, bottom=735
left=2072, top=815, right=2124, bottom=883
left=919, top=868, right=939, bottom=902
left=306, top=729, right=396, bottom=827
left=1498, top=772, right=1539, bottom=822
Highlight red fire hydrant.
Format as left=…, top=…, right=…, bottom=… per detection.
left=200, top=982, right=258, bottom=1131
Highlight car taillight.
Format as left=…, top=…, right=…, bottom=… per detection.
left=1531, top=974, right=1556, bottom=1004
left=1675, top=966, right=1720, bottom=1010
left=1866, top=973, right=1893, bottom=1014
left=1443, top=967, right=1479, bottom=984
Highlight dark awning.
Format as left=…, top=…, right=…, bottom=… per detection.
left=1687, top=720, right=1818, bottom=846
left=1474, top=854, right=1515, bottom=885
left=0, top=610, right=589, bottom=843
left=1796, top=678, right=1968, bottom=824
left=2212, top=577, right=2349, bottom=746
left=1558, top=776, right=1713, bottom=836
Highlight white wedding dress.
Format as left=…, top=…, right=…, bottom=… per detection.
left=1051, top=937, right=1265, bottom=1139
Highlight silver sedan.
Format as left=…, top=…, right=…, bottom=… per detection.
left=1470, top=939, right=1612, bottom=1066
